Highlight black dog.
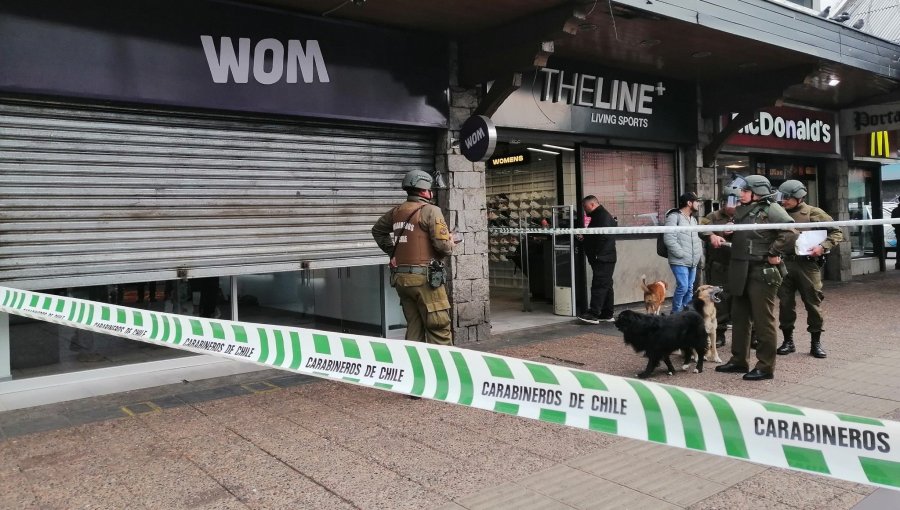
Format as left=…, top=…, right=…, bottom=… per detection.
left=614, top=309, right=709, bottom=379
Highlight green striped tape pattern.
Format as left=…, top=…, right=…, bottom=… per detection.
left=2, top=285, right=900, bottom=490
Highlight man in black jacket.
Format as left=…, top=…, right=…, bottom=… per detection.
left=577, top=195, right=617, bottom=324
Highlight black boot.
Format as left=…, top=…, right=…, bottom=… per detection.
left=776, top=330, right=795, bottom=355
left=810, top=332, right=827, bottom=358
left=715, top=330, right=726, bottom=348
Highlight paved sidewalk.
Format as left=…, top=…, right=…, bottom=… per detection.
left=2, top=271, right=900, bottom=509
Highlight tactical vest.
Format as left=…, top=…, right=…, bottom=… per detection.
left=731, top=201, right=784, bottom=261
left=391, top=202, right=437, bottom=266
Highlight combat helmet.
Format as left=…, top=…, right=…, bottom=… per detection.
left=722, top=178, right=743, bottom=198
left=402, top=169, right=433, bottom=191
left=778, top=179, right=807, bottom=200
left=742, top=174, right=774, bottom=197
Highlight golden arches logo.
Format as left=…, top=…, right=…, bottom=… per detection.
left=870, top=131, right=892, bottom=157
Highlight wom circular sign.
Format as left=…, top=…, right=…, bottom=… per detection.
left=460, top=115, right=497, bottom=162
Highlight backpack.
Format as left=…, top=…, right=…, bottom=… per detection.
left=656, top=209, right=680, bottom=258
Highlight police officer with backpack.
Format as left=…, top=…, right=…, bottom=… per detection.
left=775, top=180, right=843, bottom=359
left=715, top=175, right=794, bottom=381
left=372, top=170, right=460, bottom=345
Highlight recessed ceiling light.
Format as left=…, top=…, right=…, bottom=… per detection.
left=692, top=51, right=713, bottom=58
left=725, top=163, right=747, bottom=169
left=828, top=77, right=840, bottom=86
left=639, top=39, right=661, bottom=47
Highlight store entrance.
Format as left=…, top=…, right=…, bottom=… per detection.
left=486, top=143, right=576, bottom=333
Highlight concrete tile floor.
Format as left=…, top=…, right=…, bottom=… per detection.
left=1, top=271, right=900, bottom=508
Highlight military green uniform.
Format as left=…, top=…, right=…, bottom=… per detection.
left=372, top=196, right=455, bottom=345
left=779, top=203, right=843, bottom=334
left=700, top=209, right=735, bottom=336
left=727, top=200, right=794, bottom=375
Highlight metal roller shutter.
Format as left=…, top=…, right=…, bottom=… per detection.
left=0, top=99, right=435, bottom=290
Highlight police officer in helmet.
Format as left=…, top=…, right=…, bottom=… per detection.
left=775, top=179, right=843, bottom=359
left=715, top=174, right=794, bottom=381
left=372, top=170, right=460, bottom=345
left=700, top=180, right=741, bottom=347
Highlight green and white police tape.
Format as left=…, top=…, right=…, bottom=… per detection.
left=2, top=285, right=899, bottom=490
left=490, top=217, right=900, bottom=236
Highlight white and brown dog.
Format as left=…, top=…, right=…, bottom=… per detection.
left=639, top=274, right=667, bottom=315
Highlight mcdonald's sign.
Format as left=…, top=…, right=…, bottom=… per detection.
left=854, top=130, right=899, bottom=160
left=870, top=131, right=891, bottom=157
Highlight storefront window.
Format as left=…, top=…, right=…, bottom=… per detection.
left=715, top=155, right=750, bottom=203
left=848, top=168, right=876, bottom=257
left=716, top=155, right=820, bottom=206
left=236, top=266, right=393, bottom=337
left=7, top=278, right=231, bottom=379
left=580, top=148, right=675, bottom=225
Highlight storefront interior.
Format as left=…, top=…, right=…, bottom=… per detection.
left=486, top=141, right=576, bottom=330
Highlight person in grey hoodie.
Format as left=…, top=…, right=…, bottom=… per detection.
left=664, top=192, right=703, bottom=312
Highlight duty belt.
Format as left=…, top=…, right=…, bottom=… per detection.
left=392, top=265, right=428, bottom=275
left=785, top=254, right=821, bottom=262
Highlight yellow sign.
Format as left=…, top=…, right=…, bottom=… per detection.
left=870, top=131, right=892, bottom=157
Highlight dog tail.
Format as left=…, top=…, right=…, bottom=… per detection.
left=640, top=274, right=650, bottom=293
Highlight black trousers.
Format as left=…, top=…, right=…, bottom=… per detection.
left=588, top=259, right=615, bottom=317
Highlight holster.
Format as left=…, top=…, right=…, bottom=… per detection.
left=762, top=265, right=784, bottom=287
left=427, top=259, right=446, bottom=288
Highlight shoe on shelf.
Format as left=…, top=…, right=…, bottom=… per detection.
left=578, top=310, right=601, bottom=324
left=743, top=368, right=774, bottom=381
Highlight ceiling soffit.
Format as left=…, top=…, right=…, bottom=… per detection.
left=234, top=1, right=900, bottom=112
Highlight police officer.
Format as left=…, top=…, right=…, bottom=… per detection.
left=700, top=181, right=741, bottom=347
left=371, top=170, right=458, bottom=345
left=775, top=180, right=843, bottom=359
left=715, top=175, right=794, bottom=381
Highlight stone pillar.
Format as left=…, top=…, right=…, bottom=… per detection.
left=692, top=102, right=718, bottom=217
left=822, top=158, right=852, bottom=281
left=435, top=43, right=490, bottom=344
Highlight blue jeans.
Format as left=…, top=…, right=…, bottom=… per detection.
left=670, top=265, right=697, bottom=312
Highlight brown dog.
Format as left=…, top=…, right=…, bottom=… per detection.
left=692, top=284, right=723, bottom=364
left=640, top=274, right=667, bottom=315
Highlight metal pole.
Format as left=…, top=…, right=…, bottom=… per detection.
left=521, top=216, right=532, bottom=312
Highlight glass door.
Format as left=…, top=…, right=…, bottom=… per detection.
left=551, top=205, right=576, bottom=316
left=848, top=168, right=876, bottom=257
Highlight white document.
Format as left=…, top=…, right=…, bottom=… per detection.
left=795, top=230, right=827, bottom=255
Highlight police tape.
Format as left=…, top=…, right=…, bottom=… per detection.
left=490, top=217, right=900, bottom=236
left=2, top=285, right=899, bottom=490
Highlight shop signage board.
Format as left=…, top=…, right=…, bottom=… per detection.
left=840, top=102, right=900, bottom=137
left=723, top=107, right=839, bottom=155
left=487, top=151, right=531, bottom=169
left=460, top=115, right=498, bottom=162
left=853, top=130, right=899, bottom=160
left=0, top=0, right=449, bottom=127
left=491, top=58, right=696, bottom=143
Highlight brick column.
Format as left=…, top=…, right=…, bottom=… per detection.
left=435, top=45, right=490, bottom=344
